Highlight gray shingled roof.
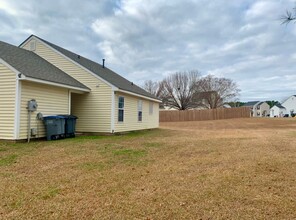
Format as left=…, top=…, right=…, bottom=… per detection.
left=274, top=103, right=285, bottom=109
left=29, top=35, right=158, bottom=100
left=0, top=41, right=89, bottom=90
left=243, top=101, right=259, bottom=107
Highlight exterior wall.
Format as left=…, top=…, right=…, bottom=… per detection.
left=21, top=39, right=112, bottom=132
left=270, top=106, right=286, bottom=117
left=260, top=102, right=270, bottom=117
left=282, top=96, right=296, bottom=116
left=19, top=81, right=69, bottom=139
left=0, top=63, right=16, bottom=139
left=114, top=92, right=159, bottom=132
left=252, top=102, right=270, bottom=117
left=251, top=106, right=256, bottom=117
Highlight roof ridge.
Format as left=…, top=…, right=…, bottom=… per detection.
left=1, top=39, right=89, bottom=90
left=27, top=35, right=158, bottom=100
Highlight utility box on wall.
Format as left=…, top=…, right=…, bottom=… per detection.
left=27, top=99, right=38, bottom=112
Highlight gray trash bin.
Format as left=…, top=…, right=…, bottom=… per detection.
left=43, top=115, right=66, bottom=140
left=59, top=115, right=78, bottom=138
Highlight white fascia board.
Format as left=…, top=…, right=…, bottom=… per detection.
left=20, top=76, right=90, bottom=93
left=117, top=89, right=162, bottom=103
left=21, top=36, right=117, bottom=90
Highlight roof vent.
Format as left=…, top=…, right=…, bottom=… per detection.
left=102, top=59, right=105, bottom=68
left=131, top=82, right=134, bottom=86
left=77, top=55, right=81, bottom=59
left=30, top=41, right=36, bottom=51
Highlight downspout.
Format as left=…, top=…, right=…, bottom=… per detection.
left=14, top=74, right=21, bottom=140
left=27, top=110, right=31, bottom=143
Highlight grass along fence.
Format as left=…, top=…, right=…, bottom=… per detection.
left=159, top=107, right=250, bottom=122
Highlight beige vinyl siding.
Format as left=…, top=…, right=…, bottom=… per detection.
left=115, top=92, right=159, bottom=132
left=19, top=81, right=69, bottom=139
left=0, top=64, right=16, bottom=139
left=22, top=39, right=112, bottom=133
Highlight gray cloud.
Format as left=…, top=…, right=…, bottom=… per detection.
left=0, top=0, right=296, bottom=101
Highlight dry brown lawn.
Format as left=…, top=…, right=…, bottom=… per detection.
left=1, top=118, right=296, bottom=219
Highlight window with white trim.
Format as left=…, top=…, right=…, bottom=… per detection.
left=149, top=102, right=153, bottom=115
left=118, top=96, right=124, bottom=122
left=138, top=100, right=143, bottom=122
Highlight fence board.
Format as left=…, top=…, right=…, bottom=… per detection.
left=159, top=107, right=250, bottom=122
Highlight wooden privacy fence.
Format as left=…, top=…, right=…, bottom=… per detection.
left=159, top=107, right=250, bottom=122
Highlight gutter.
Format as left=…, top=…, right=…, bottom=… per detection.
left=19, top=75, right=91, bottom=93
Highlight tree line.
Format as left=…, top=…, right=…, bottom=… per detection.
left=142, top=70, right=240, bottom=110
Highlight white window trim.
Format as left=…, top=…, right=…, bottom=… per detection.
left=118, top=96, right=124, bottom=123
left=138, top=100, right=143, bottom=122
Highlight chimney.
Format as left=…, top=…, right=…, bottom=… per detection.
left=102, top=59, right=105, bottom=68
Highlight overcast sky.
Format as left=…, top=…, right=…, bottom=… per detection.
left=0, top=0, right=296, bottom=102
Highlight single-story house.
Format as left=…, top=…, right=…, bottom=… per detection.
left=270, top=104, right=286, bottom=117
left=0, top=35, right=160, bottom=141
left=243, top=101, right=270, bottom=117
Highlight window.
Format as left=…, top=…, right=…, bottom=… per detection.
left=149, top=102, right=153, bottom=115
left=118, top=96, right=124, bottom=122
left=138, top=100, right=143, bottom=122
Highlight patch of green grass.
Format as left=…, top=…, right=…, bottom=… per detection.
left=75, top=135, right=109, bottom=140
left=41, top=187, right=60, bottom=200
left=112, top=149, right=147, bottom=164
left=0, top=154, right=18, bottom=166
left=0, top=147, right=8, bottom=152
left=144, top=142, right=162, bottom=148
left=113, top=149, right=146, bottom=156
left=79, top=162, right=106, bottom=171
left=10, top=199, right=23, bottom=209
left=116, top=129, right=159, bottom=138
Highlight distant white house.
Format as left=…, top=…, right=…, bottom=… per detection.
left=270, top=104, right=286, bottom=117
left=281, top=95, right=296, bottom=116
left=243, top=101, right=270, bottom=117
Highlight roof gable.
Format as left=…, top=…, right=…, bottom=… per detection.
left=25, top=35, right=158, bottom=100
left=282, top=95, right=296, bottom=104
left=0, top=41, right=89, bottom=91
left=243, top=101, right=259, bottom=107
left=272, top=103, right=285, bottom=109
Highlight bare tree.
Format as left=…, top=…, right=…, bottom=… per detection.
left=195, top=75, right=240, bottom=109
left=281, top=5, right=296, bottom=24
left=161, top=70, right=201, bottom=110
left=142, top=80, right=163, bottom=98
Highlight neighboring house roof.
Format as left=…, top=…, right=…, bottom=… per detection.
left=0, top=41, right=89, bottom=91
left=281, top=95, right=296, bottom=104
left=22, top=35, right=158, bottom=100
left=273, top=103, right=286, bottom=109
left=243, top=101, right=259, bottom=107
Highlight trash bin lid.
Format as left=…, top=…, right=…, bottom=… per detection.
left=43, top=115, right=65, bottom=120
left=58, top=114, right=78, bottom=119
